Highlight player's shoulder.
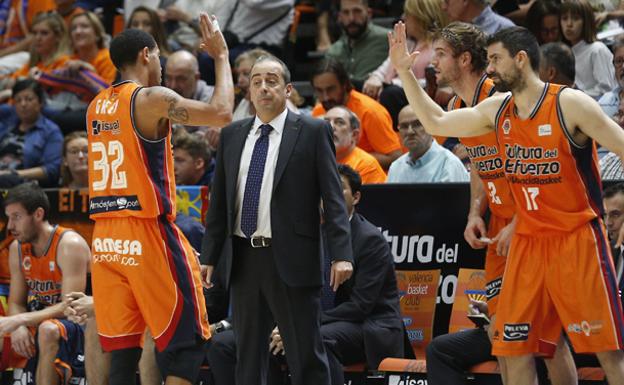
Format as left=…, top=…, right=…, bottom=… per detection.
left=57, top=230, right=89, bottom=251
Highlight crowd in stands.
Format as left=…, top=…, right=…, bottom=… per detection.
left=2, top=0, right=624, bottom=384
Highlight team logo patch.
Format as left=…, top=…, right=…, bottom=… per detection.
left=486, top=277, right=502, bottom=300
left=538, top=124, right=552, bottom=136
left=49, top=261, right=55, bottom=271
left=502, top=118, right=511, bottom=135
left=503, top=323, right=530, bottom=341
left=89, top=195, right=142, bottom=214
left=22, top=256, right=31, bottom=271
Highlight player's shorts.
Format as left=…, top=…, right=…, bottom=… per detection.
left=484, top=214, right=512, bottom=316
left=8, top=319, right=85, bottom=385
left=492, top=218, right=624, bottom=356
left=91, top=216, right=210, bottom=353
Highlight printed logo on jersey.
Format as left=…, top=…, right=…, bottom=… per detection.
left=92, top=238, right=142, bottom=266
left=91, top=119, right=120, bottom=135
left=504, top=144, right=563, bottom=185
left=89, top=195, right=141, bottom=214
left=569, top=320, right=604, bottom=336
left=503, top=323, right=530, bottom=341
left=28, top=280, right=62, bottom=305
left=502, top=118, right=511, bottom=135
left=22, top=256, right=31, bottom=271
left=486, top=277, right=502, bottom=300
left=538, top=124, right=552, bottom=136
left=49, top=261, right=55, bottom=272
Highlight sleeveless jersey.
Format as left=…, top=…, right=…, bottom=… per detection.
left=86, top=81, right=176, bottom=220
left=495, top=83, right=601, bottom=235
left=19, top=225, right=68, bottom=308
left=455, top=76, right=515, bottom=219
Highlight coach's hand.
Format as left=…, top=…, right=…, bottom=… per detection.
left=201, top=264, right=214, bottom=289
left=330, top=260, right=353, bottom=292
left=198, top=13, right=228, bottom=59
left=464, top=215, right=488, bottom=249
left=269, top=327, right=285, bottom=356
left=11, top=325, right=34, bottom=359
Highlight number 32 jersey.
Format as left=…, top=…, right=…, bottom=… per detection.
left=87, top=81, right=176, bottom=220
left=495, top=83, right=602, bottom=235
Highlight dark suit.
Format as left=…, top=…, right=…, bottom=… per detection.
left=201, top=110, right=352, bottom=385
left=321, top=212, right=404, bottom=385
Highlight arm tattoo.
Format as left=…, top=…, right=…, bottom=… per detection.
left=165, top=94, right=189, bottom=123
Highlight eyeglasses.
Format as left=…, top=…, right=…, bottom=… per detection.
left=67, top=148, right=88, bottom=156
left=614, top=58, right=624, bottom=67
left=398, top=120, right=424, bottom=132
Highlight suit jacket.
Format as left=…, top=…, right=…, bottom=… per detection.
left=322, top=212, right=404, bottom=367
left=201, top=110, right=353, bottom=287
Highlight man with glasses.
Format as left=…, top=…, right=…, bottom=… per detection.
left=599, top=38, right=624, bottom=118
left=386, top=104, right=468, bottom=183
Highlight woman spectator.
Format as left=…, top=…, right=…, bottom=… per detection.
left=0, top=12, right=71, bottom=102
left=0, top=79, right=63, bottom=188
left=561, top=0, right=617, bottom=99
left=67, top=12, right=116, bottom=85
left=362, top=0, right=446, bottom=129
left=525, top=1, right=561, bottom=45
left=127, top=6, right=170, bottom=84
left=59, top=131, right=88, bottom=188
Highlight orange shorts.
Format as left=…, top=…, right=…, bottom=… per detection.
left=484, top=214, right=511, bottom=316
left=91, top=217, right=209, bottom=352
left=492, top=218, right=624, bottom=356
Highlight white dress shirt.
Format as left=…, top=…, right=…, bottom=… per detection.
left=234, top=108, right=288, bottom=238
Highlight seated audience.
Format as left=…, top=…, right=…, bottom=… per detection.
left=525, top=0, right=561, bottom=45
left=311, top=58, right=402, bottom=169
left=56, top=0, right=86, bottom=27
left=0, top=12, right=71, bottom=102
left=538, top=42, right=576, bottom=87
left=387, top=105, right=468, bottom=183
left=441, top=0, right=514, bottom=35
left=173, top=132, right=214, bottom=187
left=59, top=131, right=87, bottom=188
left=207, top=165, right=405, bottom=385
left=324, top=106, right=386, bottom=184
left=600, top=97, right=624, bottom=180
left=0, top=79, right=63, bottom=188
left=363, top=0, right=445, bottom=129
left=599, top=38, right=624, bottom=118
left=0, top=182, right=90, bottom=384
left=326, top=0, right=389, bottom=87
left=561, top=0, right=617, bottom=99
left=127, top=5, right=170, bottom=82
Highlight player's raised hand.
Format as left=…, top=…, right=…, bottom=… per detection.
left=198, top=13, right=228, bottom=59
left=388, top=21, right=419, bottom=73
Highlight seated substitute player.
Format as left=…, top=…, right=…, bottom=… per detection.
left=0, top=182, right=90, bottom=385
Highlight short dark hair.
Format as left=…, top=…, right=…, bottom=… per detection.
left=4, top=182, right=50, bottom=220
left=337, top=164, right=362, bottom=195
left=311, top=58, right=353, bottom=91
left=109, top=28, right=156, bottom=70
left=12, top=79, right=44, bottom=103
left=252, top=55, right=292, bottom=84
left=173, top=133, right=211, bottom=164
left=560, top=0, right=596, bottom=44
left=540, top=42, right=575, bottom=82
left=434, top=22, right=487, bottom=74
left=604, top=183, right=624, bottom=199
left=487, top=27, right=540, bottom=72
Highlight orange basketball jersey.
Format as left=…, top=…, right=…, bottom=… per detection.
left=455, top=76, right=515, bottom=220
left=19, top=225, right=69, bottom=307
left=87, top=81, right=176, bottom=221
left=495, top=83, right=601, bottom=235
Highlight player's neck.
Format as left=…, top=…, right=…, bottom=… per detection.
left=120, top=69, right=148, bottom=87
left=31, top=222, right=54, bottom=257
left=454, top=72, right=484, bottom=107
left=511, top=75, right=545, bottom=120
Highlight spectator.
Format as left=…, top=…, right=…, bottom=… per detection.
left=67, top=12, right=115, bottom=84
left=442, top=0, right=514, bottom=35
left=561, top=0, right=617, bottom=99
left=165, top=50, right=215, bottom=134
left=173, top=132, right=214, bottom=187
left=363, top=0, right=446, bottom=129
left=324, top=106, right=386, bottom=184
left=126, top=5, right=170, bottom=84
left=326, top=0, right=390, bottom=87
left=525, top=0, right=561, bottom=45
left=0, top=0, right=57, bottom=75
left=600, top=97, right=624, bottom=179
left=59, top=131, right=87, bottom=188
left=0, top=12, right=71, bottom=102
left=0, top=79, right=63, bottom=188
left=604, top=183, right=624, bottom=251
left=0, top=182, right=90, bottom=384
left=539, top=42, right=576, bottom=87
left=311, top=59, right=402, bottom=169
left=56, top=0, right=86, bottom=26
left=387, top=105, right=468, bottom=183
left=599, top=38, right=624, bottom=117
